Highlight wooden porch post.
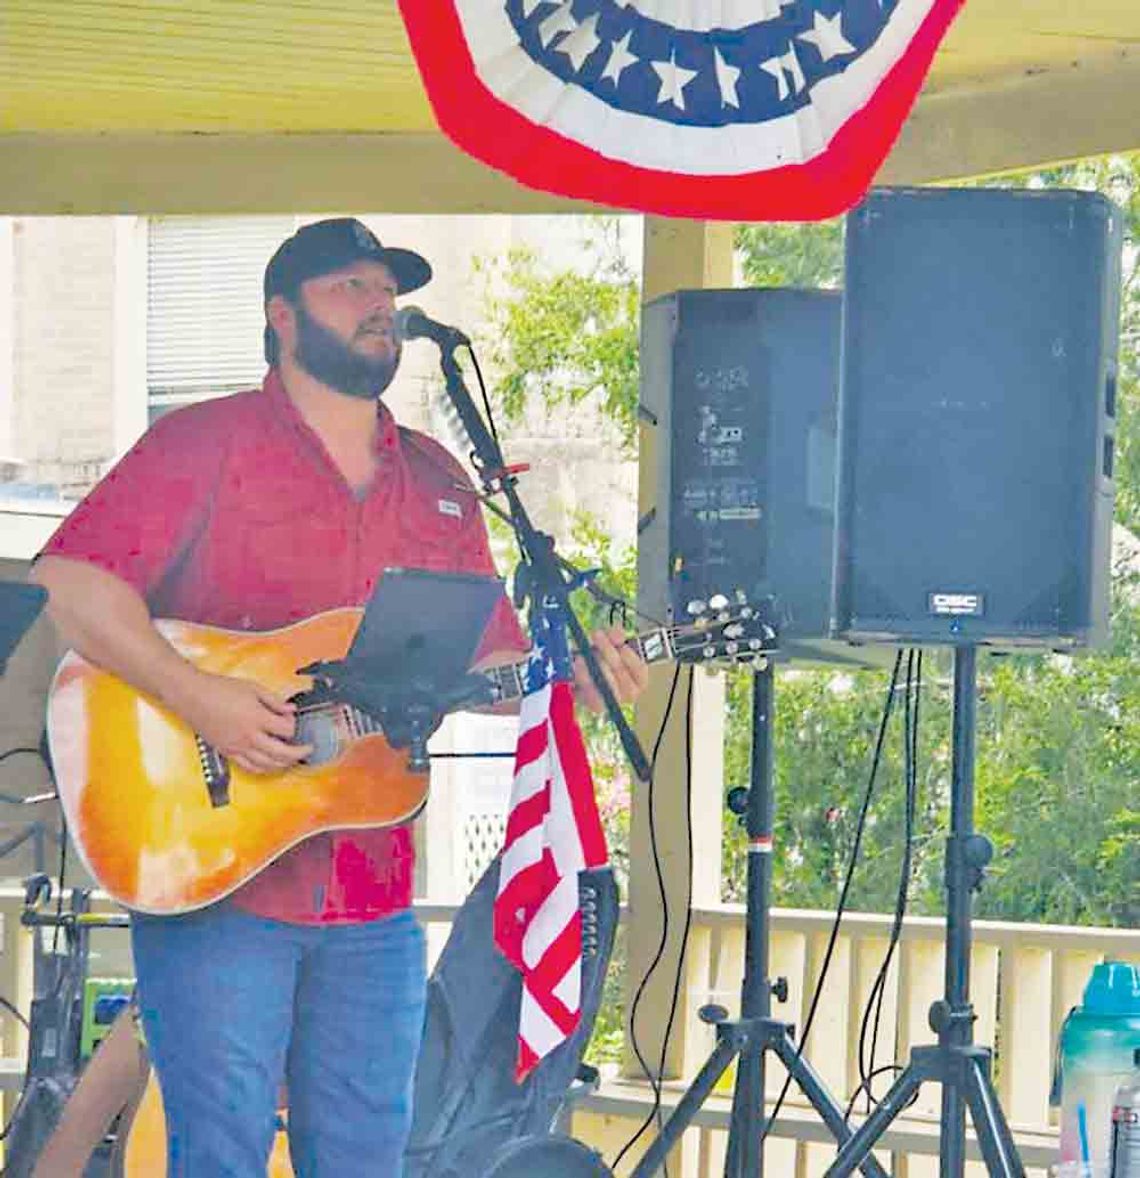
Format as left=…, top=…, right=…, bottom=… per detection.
left=623, top=219, right=733, bottom=1083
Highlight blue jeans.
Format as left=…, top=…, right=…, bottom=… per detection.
left=131, top=905, right=426, bottom=1177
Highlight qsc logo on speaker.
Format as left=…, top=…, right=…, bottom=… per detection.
left=927, top=592, right=985, bottom=617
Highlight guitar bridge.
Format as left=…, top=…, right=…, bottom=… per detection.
left=195, top=735, right=231, bottom=808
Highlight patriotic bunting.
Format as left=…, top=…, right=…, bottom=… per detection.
left=398, top=0, right=967, bottom=220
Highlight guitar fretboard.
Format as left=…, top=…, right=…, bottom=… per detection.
left=482, top=626, right=677, bottom=704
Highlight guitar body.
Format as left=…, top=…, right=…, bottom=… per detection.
left=47, top=597, right=765, bottom=917
left=48, top=610, right=426, bottom=915
left=118, top=1069, right=293, bottom=1177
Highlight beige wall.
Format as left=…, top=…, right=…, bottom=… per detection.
left=12, top=219, right=120, bottom=495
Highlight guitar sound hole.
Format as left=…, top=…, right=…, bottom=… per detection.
left=294, top=711, right=344, bottom=766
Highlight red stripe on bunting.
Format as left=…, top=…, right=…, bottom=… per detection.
left=398, top=0, right=966, bottom=221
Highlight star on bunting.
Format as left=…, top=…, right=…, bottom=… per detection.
left=713, top=48, right=741, bottom=108
left=555, top=12, right=601, bottom=71
left=538, top=1, right=577, bottom=49
left=760, top=48, right=806, bottom=100
left=600, top=29, right=638, bottom=86
left=652, top=53, right=699, bottom=111
left=797, top=10, right=857, bottom=62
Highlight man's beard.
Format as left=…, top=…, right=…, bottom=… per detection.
left=292, top=301, right=400, bottom=400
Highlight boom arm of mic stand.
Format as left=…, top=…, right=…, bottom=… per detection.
left=437, top=345, right=652, bottom=784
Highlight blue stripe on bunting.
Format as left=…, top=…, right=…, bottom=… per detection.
left=505, top=0, right=901, bottom=129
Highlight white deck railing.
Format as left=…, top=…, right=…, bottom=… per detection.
left=0, top=888, right=1135, bottom=1176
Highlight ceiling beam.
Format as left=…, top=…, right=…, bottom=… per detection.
left=881, top=46, right=1140, bottom=184
left=0, top=131, right=605, bottom=217
left=2, top=46, right=1138, bottom=217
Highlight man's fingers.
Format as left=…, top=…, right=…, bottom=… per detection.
left=262, top=709, right=302, bottom=741
left=252, top=732, right=314, bottom=765
left=256, top=688, right=298, bottom=717
left=590, top=628, right=646, bottom=702
left=232, top=750, right=278, bottom=775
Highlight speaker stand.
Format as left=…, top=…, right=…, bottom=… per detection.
left=824, top=646, right=1025, bottom=1178
left=629, top=665, right=889, bottom=1178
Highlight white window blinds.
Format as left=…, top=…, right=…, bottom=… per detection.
left=147, top=216, right=294, bottom=414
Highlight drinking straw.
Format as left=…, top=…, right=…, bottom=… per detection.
left=1077, top=1102, right=1091, bottom=1168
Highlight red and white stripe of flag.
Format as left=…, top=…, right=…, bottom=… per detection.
left=493, top=677, right=608, bottom=1081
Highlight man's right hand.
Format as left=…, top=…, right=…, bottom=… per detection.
left=181, top=671, right=314, bottom=776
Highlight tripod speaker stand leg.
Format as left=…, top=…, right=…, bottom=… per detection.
left=823, top=647, right=1026, bottom=1178
left=630, top=667, right=888, bottom=1178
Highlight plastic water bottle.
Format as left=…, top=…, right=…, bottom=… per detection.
left=1111, top=1049, right=1140, bottom=1178
left=1056, top=963, right=1140, bottom=1176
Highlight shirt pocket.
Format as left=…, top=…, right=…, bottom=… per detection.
left=395, top=488, right=483, bottom=572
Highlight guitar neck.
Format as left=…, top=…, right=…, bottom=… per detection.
left=483, top=626, right=677, bottom=705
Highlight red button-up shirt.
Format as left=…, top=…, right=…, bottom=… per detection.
left=41, top=371, right=527, bottom=923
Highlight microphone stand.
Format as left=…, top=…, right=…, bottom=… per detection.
left=434, top=340, right=652, bottom=784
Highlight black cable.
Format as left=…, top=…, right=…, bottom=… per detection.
left=843, top=1064, right=913, bottom=1123
left=755, top=651, right=905, bottom=1152
left=0, top=995, right=29, bottom=1033
left=0, top=747, right=48, bottom=769
left=611, top=662, right=686, bottom=1171
left=463, top=342, right=501, bottom=450
left=50, top=813, right=69, bottom=967
left=857, top=651, right=922, bottom=1114
left=650, top=668, right=696, bottom=1178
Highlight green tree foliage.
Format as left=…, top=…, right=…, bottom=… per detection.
left=476, top=221, right=641, bottom=453
left=734, top=217, right=844, bottom=289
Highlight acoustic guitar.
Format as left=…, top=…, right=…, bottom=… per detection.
left=47, top=598, right=771, bottom=915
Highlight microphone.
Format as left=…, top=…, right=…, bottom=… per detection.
left=393, top=306, right=470, bottom=349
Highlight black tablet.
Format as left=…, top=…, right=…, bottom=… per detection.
left=346, top=567, right=505, bottom=686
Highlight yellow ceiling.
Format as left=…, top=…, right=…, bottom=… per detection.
left=3, top=0, right=1137, bottom=134
left=2, top=1, right=1139, bottom=213
left=4, top=2, right=433, bottom=133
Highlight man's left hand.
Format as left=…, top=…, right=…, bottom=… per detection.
left=573, top=626, right=650, bottom=714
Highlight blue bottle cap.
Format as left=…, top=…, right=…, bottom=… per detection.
left=1081, top=961, right=1140, bottom=1016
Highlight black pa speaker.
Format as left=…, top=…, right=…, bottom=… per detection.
left=639, top=287, right=884, bottom=666
left=833, top=187, right=1123, bottom=648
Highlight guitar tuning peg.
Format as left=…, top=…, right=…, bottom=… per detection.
left=725, top=641, right=739, bottom=656
left=708, top=593, right=728, bottom=611
left=751, top=655, right=768, bottom=671
left=687, top=599, right=707, bottom=616
left=702, top=644, right=717, bottom=660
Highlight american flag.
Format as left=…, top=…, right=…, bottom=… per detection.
left=398, top=0, right=966, bottom=220
left=492, top=642, right=608, bottom=1081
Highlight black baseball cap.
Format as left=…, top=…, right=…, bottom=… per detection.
left=264, top=217, right=432, bottom=301
left=263, top=218, right=431, bottom=363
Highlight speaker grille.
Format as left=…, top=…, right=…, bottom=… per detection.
left=833, top=187, right=1121, bottom=647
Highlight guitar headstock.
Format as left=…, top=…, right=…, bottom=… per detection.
left=673, top=591, right=778, bottom=669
